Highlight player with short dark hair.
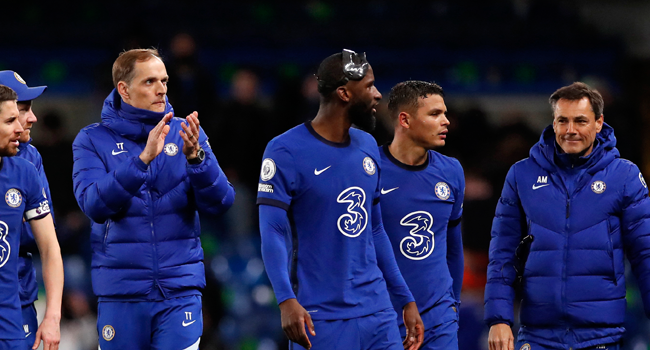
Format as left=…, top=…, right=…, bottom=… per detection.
left=0, top=84, right=63, bottom=350
left=381, top=81, right=464, bottom=349
left=485, top=82, right=650, bottom=350
left=257, top=50, right=424, bottom=350
left=0, top=70, right=56, bottom=350
left=72, top=49, right=235, bottom=350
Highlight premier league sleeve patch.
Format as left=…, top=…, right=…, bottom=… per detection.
left=0, top=221, right=10, bottom=268
left=5, top=188, right=22, bottom=208
left=260, top=158, right=276, bottom=181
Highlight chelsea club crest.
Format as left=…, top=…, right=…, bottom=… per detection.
left=102, top=325, right=115, bottom=341
left=5, top=189, right=22, bottom=208
left=163, top=143, right=179, bottom=156
left=591, top=180, right=606, bottom=194
left=363, top=157, right=375, bottom=175
left=435, top=182, right=450, bottom=200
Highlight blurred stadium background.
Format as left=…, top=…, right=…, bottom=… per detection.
left=4, top=0, right=650, bottom=349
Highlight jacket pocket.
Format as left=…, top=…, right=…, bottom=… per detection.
left=606, top=219, right=617, bottom=285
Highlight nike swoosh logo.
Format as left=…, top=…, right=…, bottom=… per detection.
left=25, top=332, right=31, bottom=338
left=381, top=187, right=399, bottom=195
left=182, top=320, right=196, bottom=327
left=112, top=150, right=128, bottom=155
left=532, top=184, right=550, bottom=190
left=314, top=166, right=331, bottom=175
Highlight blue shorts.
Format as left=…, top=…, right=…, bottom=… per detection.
left=291, top=309, right=402, bottom=350
left=97, top=295, right=202, bottom=350
left=0, top=340, right=23, bottom=350
left=515, top=339, right=621, bottom=350
left=21, top=304, right=37, bottom=350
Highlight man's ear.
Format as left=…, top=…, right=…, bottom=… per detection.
left=398, top=112, right=411, bottom=129
left=336, top=86, right=350, bottom=103
left=596, top=114, right=604, bottom=133
left=117, top=81, right=130, bottom=101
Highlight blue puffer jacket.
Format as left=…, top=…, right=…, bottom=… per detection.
left=72, top=90, right=235, bottom=300
left=484, top=123, right=650, bottom=348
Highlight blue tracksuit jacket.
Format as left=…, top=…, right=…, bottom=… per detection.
left=484, top=123, right=650, bottom=348
left=72, top=90, right=234, bottom=300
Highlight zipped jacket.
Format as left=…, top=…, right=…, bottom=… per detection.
left=484, top=123, right=650, bottom=348
left=72, top=90, right=234, bottom=300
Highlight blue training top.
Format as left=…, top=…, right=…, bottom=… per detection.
left=0, top=156, right=50, bottom=340
left=257, top=122, right=413, bottom=320
left=378, top=145, right=464, bottom=329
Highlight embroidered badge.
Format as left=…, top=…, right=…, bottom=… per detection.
left=363, top=157, right=375, bottom=175
left=102, top=325, right=115, bottom=341
left=591, top=180, right=606, bottom=194
left=5, top=189, right=22, bottom=208
left=435, top=182, right=451, bottom=200
left=163, top=143, right=179, bottom=156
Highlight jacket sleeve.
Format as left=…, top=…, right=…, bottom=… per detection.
left=620, top=164, right=650, bottom=318
left=259, top=204, right=295, bottom=304
left=484, top=165, right=525, bottom=327
left=72, top=130, right=149, bottom=223
left=373, top=202, right=415, bottom=309
left=186, top=129, right=235, bottom=216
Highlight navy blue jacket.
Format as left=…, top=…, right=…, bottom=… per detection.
left=72, top=90, right=234, bottom=300
left=485, top=124, right=650, bottom=348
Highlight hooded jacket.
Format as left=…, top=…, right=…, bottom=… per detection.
left=72, top=90, right=234, bottom=300
left=484, top=123, right=650, bottom=348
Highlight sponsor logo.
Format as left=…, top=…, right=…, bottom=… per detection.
left=314, top=166, right=331, bottom=175
left=400, top=211, right=435, bottom=260
left=591, top=180, right=606, bottom=194
left=640, top=172, right=647, bottom=188
left=532, top=184, right=550, bottom=190
left=435, top=182, right=450, bottom=200
left=363, top=157, right=375, bottom=175
left=163, top=143, right=179, bottom=156
left=102, top=325, right=115, bottom=341
left=380, top=187, right=398, bottom=195
left=0, top=221, right=9, bottom=268
left=260, top=158, right=276, bottom=181
left=258, top=183, right=274, bottom=193
left=182, top=320, right=196, bottom=327
left=111, top=150, right=127, bottom=155
left=5, top=188, right=22, bottom=208
left=337, top=187, right=368, bottom=238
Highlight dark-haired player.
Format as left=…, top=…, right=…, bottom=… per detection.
left=0, top=70, right=54, bottom=349
left=380, top=81, right=464, bottom=349
left=0, top=85, right=63, bottom=350
left=257, top=50, right=424, bottom=350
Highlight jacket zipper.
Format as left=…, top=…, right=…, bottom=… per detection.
left=606, top=219, right=617, bottom=285
left=148, top=189, right=160, bottom=292
left=103, top=220, right=111, bottom=253
left=562, top=194, right=570, bottom=325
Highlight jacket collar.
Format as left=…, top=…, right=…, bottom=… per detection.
left=100, top=89, right=174, bottom=141
left=530, top=122, right=619, bottom=175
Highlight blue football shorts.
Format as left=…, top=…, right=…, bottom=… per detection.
left=97, top=295, right=202, bottom=350
left=290, top=308, right=402, bottom=350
